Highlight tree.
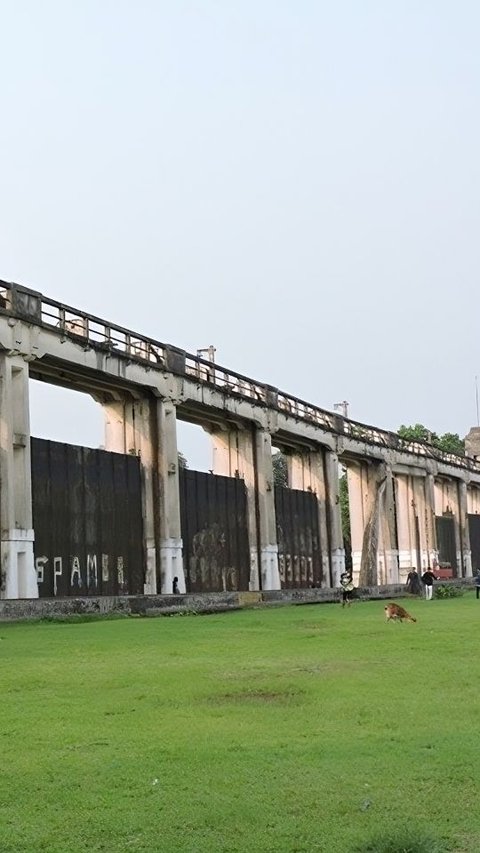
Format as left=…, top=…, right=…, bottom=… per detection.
left=435, top=432, right=465, bottom=455
left=272, top=451, right=288, bottom=487
left=339, top=470, right=351, bottom=566
left=397, top=424, right=464, bottom=455
left=397, top=423, right=434, bottom=443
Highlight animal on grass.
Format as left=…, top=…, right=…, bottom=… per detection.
left=384, top=602, right=417, bottom=623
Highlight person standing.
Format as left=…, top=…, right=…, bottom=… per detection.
left=406, top=568, right=421, bottom=595
left=421, top=568, right=436, bottom=601
left=475, top=570, right=480, bottom=600
left=340, top=571, right=355, bottom=607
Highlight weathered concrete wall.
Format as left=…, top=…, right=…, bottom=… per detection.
left=1, top=282, right=480, bottom=601
left=0, top=580, right=473, bottom=622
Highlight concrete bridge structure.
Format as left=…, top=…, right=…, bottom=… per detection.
left=1, top=280, right=480, bottom=600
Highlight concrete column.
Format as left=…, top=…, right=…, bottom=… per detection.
left=346, top=462, right=369, bottom=582
left=323, top=450, right=345, bottom=586
left=395, top=472, right=435, bottom=576
left=104, top=398, right=158, bottom=594
left=156, top=400, right=184, bottom=594
left=212, top=426, right=280, bottom=590
left=412, top=475, right=429, bottom=572
left=347, top=461, right=392, bottom=586
left=394, top=474, right=416, bottom=580
left=0, top=354, right=36, bottom=598
left=103, top=396, right=185, bottom=595
left=458, top=480, right=471, bottom=577
left=425, top=473, right=438, bottom=569
left=379, top=466, right=399, bottom=584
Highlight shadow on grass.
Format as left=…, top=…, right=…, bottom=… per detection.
left=38, top=612, right=131, bottom=624
left=352, top=826, right=452, bottom=853
left=209, top=687, right=304, bottom=704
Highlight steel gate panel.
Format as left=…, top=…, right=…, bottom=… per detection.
left=468, top=515, right=480, bottom=573
left=435, top=515, right=457, bottom=576
left=31, top=438, right=144, bottom=597
left=275, top=486, right=322, bottom=588
left=179, top=469, right=250, bottom=593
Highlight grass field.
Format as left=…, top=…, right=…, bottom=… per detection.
left=1, top=594, right=479, bottom=852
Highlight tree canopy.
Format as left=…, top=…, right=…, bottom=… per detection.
left=397, top=424, right=465, bottom=455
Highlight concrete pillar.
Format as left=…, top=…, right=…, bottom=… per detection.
left=323, top=450, right=345, bottom=586
left=212, top=426, right=280, bottom=590
left=347, top=461, right=395, bottom=586
left=347, top=462, right=368, bottom=581
left=394, top=474, right=416, bottom=579
left=394, top=472, right=437, bottom=578
left=425, top=473, right=438, bottom=569
left=156, top=400, right=184, bottom=594
left=347, top=461, right=382, bottom=583
left=458, top=480, right=471, bottom=577
left=379, top=466, right=399, bottom=584
left=103, top=396, right=185, bottom=595
left=0, top=354, right=37, bottom=598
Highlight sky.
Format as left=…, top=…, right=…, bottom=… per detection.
left=1, top=1, right=479, bottom=470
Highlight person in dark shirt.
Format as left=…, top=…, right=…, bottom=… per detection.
left=340, top=571, right=355, bottom=607
left=475, top=570, right=480, bottom=600
left=406, top=568, right=421, bottom=595
left=172, top=576, right=180, bottom=595
left=421, top=568, right=436, bottom=601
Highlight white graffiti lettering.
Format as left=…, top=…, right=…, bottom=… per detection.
left=36, top=556, right=48, bottom=584
left=70, top=556, right=81, bottom=588
left=117, top=556, right=124, bottom=587
left=37, top=554, right=125, bottom=595
left=87, top=554, right=98, bottom=589
left=102, top=553, right=109, bottom=582
left=53, top=557, right=63, bottom=596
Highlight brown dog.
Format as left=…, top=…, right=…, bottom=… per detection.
left=384, top=602, right=416, bottom=623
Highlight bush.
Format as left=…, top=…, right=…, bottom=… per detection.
left=434, top=584, right=464, bottom=599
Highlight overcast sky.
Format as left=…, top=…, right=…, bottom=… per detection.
left=1, top=1, right=479, bottom=469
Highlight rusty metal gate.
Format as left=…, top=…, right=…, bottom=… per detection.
left=435, top=514, right=457, bottom=576
left=179, top=469, right=250, bottom=592
left=275, top=486, right=322, bottom=588
left=468, top=514, right=480, bottom=572
left=31, top=438, right=145, bottom=597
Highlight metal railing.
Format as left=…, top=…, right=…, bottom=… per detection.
left=0, top=280, right=477, bottom=472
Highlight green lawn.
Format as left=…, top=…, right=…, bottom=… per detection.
left=1, top=594, right=479, bottom=852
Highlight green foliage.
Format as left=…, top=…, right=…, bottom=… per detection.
left=436, top=432, right=466, bottom=454
left=398, top=423, right=432, bottom=443
left=434, top=583, right=464, bottom=599
left=339, top=470, right=351, bottom=548
left=272, top=450, right=288, bottom=486
left=2, top=599, right=480, bottom=851
left=397, top=424, right=465, bottom=455
left=178, top=450, right=188, bottom=469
